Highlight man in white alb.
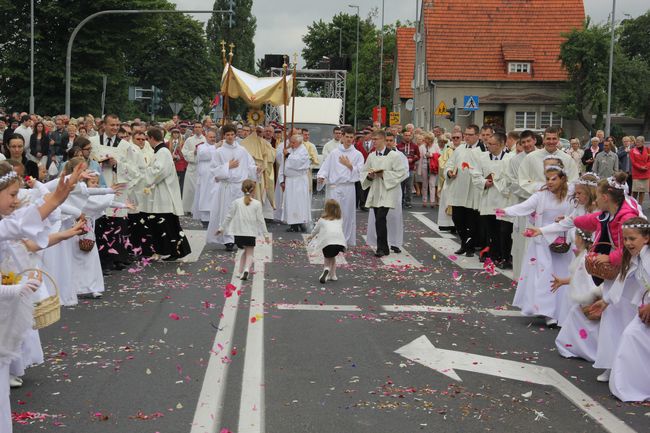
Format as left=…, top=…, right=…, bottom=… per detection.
left=280, top=134, right=312, bottom=232
left=181, top=122, right=205, bottom=214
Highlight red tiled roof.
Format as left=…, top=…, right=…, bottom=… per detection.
left=395, top=27, right=416, bottom=98
left=421, top=0, right=585, bottom=81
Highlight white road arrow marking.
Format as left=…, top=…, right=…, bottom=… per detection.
left=395, top=335, right=634, bottom=433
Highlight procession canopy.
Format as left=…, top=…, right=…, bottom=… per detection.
left=221, top=64, right=293, bottom=107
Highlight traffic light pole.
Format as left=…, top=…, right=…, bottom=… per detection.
left=65, top=8, right=233, bottom=117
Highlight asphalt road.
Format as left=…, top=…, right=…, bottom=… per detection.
left=11, top=193, right=649, bottom=433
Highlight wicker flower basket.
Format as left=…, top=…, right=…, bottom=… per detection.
left=20, top=269, right=61, bottom=330
left=584, top=242, right=620, bottom=281
left=78, top=238, right=95, bottom=252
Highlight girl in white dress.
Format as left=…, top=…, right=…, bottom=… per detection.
left=497, top=165, right=573, bottom=326
left=308, top=199, right=347, bottom=284
left=216, top=180, right=269, bottom=281
left=607, top=218, right=650, bottom=401
left=554, top=228, right=601, bottom=361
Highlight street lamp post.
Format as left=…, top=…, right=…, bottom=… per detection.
left=378, top=0, right=385, bottom=126
left=333, top=26, right=342, bottom=57
left=30, top=0, right=34, bottom=113
left=349, top=4, right=360, bottom=130
left=605, top=0, right=616, bottom=137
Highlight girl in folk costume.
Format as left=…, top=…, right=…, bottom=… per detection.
left=307, top=199, right=347, bottom=284
left=572, top=172, right=639, bottom=382
left=142, top=127, right=191, bottom=261
left=0, top=162, right=82, bottom=433
left=554, top=228, right=602, bottom=361
left=497, top=165, right=573, bottom=327
left=609, top=218, right=650, bottom=401
left=419, top=133, right=441, bottom=207
left=528, top=172, right=599, bottom=324
left=216, top=180, right=269, bottom=281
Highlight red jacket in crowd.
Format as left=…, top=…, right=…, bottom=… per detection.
left=397, top=141, right=421, bottom=172
left=630, top=145, right=650, bottom=180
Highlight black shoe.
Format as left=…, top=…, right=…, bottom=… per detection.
left=225, top=243, right=235, bottom=252
left=454, top=247, right=466, bottom=255
left=299, top=224, right=307, bottom=233
left=390, top=246, right=401, bottom=253
left=102, top=269, right=112, bottom=277
left=374, top=250, right=386, bottom=258
left=360, top=207, right=368, bottom=212
left=465, top=250, right=475, bottom=258
left=479, top=255, right=486, bottom=263
left=163, top=255, right=179, bottom=262
left=502, top=260, right=513, bottom=270
left=286, top=226, right=296, bottom=232
left=112, top=263, right=126, bottom=271
left=405, top=204, right=412, bottom=209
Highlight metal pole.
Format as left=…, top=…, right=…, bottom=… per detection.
left=338, top=27, right=342, bottom=57
left=378, top=0, right=385, bottom=126
left=65, top=9, right=232, bottom=116
left=349, top=4, right=360, bottom=130
left=101, top=75, right=107, bottom=117
left=605, top=0, right=616, bottom=137
left=29, top=0, right=34, bottom=113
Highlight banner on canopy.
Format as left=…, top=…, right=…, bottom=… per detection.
left=221, top=64, right=293, bottom=107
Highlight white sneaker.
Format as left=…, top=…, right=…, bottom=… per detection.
left=319, top=269, right=329, bottom=284
left=545, top=317, right=558, bottom=327
left=9, top=376, right=23, bottom=388
left=328, top=275, right=338, bottom=281
left=92, top=292, right=102, bottom=299
left=597, top=369, right=611, bottom=382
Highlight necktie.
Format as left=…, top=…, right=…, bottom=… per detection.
left=106, top=136, right=111, bottom=147
left=376, top=151, right=382, bottom=156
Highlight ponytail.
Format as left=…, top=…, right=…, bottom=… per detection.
left=241, top=179, right=256, bottom=206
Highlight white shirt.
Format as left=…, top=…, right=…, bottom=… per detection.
left=220, top=197, right=268, bottom=238
left=317, top=144, right=364, bottom=185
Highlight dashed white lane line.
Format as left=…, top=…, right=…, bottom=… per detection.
left=238, top=260, right=266, bottom=433
left=302, top=234, right=348, bottom=265
left=191, top=251, right=244, bottom=433
left=361, top=235, right=422, bottom=268
left=486, top=309, right=524, bottom=317
left=409, top=212, right=457, bottom=239
left=382, top=305, right=466, bottom=314
left=275, top=303, right=362, bottom=312
left=182, top=230, right=207, bottom=263
left=255, top=233, right=273, bottom=263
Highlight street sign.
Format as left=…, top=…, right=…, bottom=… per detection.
left=193, top=96, right=204, bottom=119
left=396, top=335, right=634, bottom=433
left=463, top=95, right=479, bottom=111
left=434, top=101, right=448, bottom=116
left=169, top=102, right=184, bottom=115
left=389, top=111, right=400, bottom=126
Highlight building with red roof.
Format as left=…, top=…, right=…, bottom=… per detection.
left=392, top=27, right=416, bottom=126
left=397, top=0, right=586, bottom=135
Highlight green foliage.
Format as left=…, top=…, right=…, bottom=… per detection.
left=619, top=10, right=650, bottom=135
left=0, top=0, right=229, bottom=120
left=301, top=12, right=396, bottom=124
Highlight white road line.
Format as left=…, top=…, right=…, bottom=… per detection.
left=409, top=212, right=456, bottom=239
left=486, top=309, right=524, bottom=317
left=361, top=235, right=422, bottom=268
left=238, top=261, right=266, bottom=433
left=275, top=303, right=362, bottom=312
left=421, top=237, right=514, bottom=280
left=190, top=251, right=243, bottom=433
left=255, top=233, right=273, bottom=263
left=181, top=230, right=207, bottom=263
left=302, top=234, right=348, bottom=265
left=382, top=305, right=466, bottom=314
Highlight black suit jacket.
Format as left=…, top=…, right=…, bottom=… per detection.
left=100, top=134, right=121, bottom=147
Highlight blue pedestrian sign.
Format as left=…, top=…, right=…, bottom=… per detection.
left=463, top=96, right=479, bottom=111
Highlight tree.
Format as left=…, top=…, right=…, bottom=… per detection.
left=206, top=0, right=257, bottom=119
left=619, top=11, right=650, bottom=136
left=559, top=19, right=648, bottom=134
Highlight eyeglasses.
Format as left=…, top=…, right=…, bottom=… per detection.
left=452, top=136, right=462, bottom=139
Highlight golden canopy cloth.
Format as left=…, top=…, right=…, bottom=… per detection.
left=241, top=132, right=276, bottom=208
left=221, top=64, right=293, bottom=107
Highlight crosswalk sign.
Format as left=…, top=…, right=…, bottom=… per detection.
left=463, top=96, right=479, bottom=111
left=434, top=101, right=448, bottom=116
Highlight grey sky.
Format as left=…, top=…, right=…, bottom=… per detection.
left=173, top=0, right=647, bottom=67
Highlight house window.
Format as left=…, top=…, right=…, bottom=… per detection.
left=515, top=111, right=536, bottom=129
left=540, top=111, right=562, bottom=128
left=508, top=62, right=531, bottom=73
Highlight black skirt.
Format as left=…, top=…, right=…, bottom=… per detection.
left=127, top=212, right=155, bottom=257
left=144, top=212, right=192, bottom=258
left=95, top=215, right=130, bottom=265
left=322, top=244, right=345, bottom=258
left=235, top=235, right=256, bottom=248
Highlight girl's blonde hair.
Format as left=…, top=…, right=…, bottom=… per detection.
left=64, top=157, right=86, bottom=175
left=572, top=173, right=598, bottom=211
left=322, top=199, right=341, bottom=220
left=619, top=217, right=650, bottom=280
left=242, top=179, right=256, bottom=205
left=0, top=161, right=20, bottom=192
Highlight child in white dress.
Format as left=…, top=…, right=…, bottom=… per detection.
left=308, top=199, right=347, bottom=283
left=497, top=165, right=573, bottom=327
left=217, top=180, right=269, bottom=280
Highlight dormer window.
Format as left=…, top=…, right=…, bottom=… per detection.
left=509, top=62, right=531, bottom=73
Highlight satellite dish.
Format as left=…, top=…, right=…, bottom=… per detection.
left=405, top=99, right=414, bottom=112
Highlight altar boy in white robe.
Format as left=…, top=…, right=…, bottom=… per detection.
left=471, top=131, right=514, bottom=268
left=192, top=129, right=219, bottom=224
left=317, top=125, right=364, bottom=246
left=181, top=122, right=205, bottom=214
left=280, top=134, right=312, bottom=232
left=206, top=124, right=258, bottom=250
left=361, top=130, right=408, bottom=257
